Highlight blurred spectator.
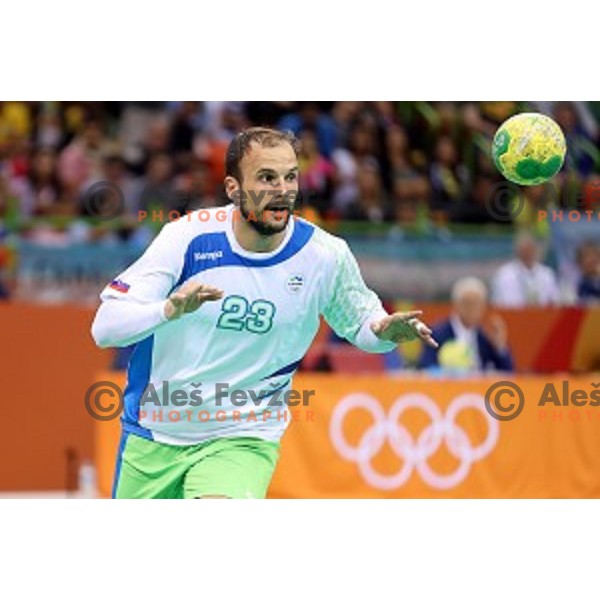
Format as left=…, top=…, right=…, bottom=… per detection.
left=137, top=152, right=176, bottom=213
left=173, top=160, right=218, bottom=213
left=331, top=101, right=363, bottom=147
left=10, top=147, right=63, bottom=216
left=392, top=176, right=430, bottom=227
left=419, top=277, right=513, bottom=372
left=58, top=119, right=106, bottom=193
left=429, top=135, right=470, bottom=216
left=344, top=159, right=390, bottom=222
left=129, top=117, right=172, bottom=176
left=278, top=102, right=337, bottom=158
left=554, top=102, right=599, bottom=178
left=118, top=102, right=167, bottom=167
left=453, top=174, right=497, bottom=224
left=202, top=102, right=246, bottom=143
left=298, top=129, right=333, bottom=215
left=492, top=232, right=560, bottom=307
left=80, top=148, right=139, bottom=217
left=331, top=122, right=378, bottom=215
left=169, top=101, right=201, bottom=155
left=576, top=241, right=600, bottom=303
left=34, top=104, right=64, bottom=149
left=386, top=124, right=416, bottom=182
left=372, top=101, right=397, bottom=128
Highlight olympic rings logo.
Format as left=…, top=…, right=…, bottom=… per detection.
left=329, top=393, right=499, bottom=490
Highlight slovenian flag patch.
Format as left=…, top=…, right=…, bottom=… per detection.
left=109, top=279, right=130, bottom=293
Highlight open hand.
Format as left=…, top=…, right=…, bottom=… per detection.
left=165, top=281, right=224, bottom=321
left=371, top=310, right=438, bottom=348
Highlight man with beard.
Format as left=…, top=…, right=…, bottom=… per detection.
left=92, top=127, right=437, bottom=499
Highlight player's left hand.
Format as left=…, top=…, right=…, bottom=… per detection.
left=371, top=310, right=439, bottom=348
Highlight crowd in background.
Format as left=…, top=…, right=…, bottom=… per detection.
left=1, top=101, right=600, bottom=307
left=1, top=101, right=599, bottom=231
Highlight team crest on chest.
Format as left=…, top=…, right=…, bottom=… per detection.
left=286, top=274, right=305, bottom=294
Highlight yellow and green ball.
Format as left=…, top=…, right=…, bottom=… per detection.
left=492, top=113, right=566, bottom=185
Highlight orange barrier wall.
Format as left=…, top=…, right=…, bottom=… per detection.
left=270, top=374, right=600, bottom=498
left=95, top=372, right=600, bottom=498
left=390, top=303, right=600, bottom=373
left=2, top=302, right=599, bottom=493
left=0, top=303, right=111, bottom=491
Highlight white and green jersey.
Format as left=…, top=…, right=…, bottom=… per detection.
left=92, top=204, right=395, bottom=445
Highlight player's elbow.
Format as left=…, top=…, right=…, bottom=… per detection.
left=93, top=335, right=113, bottom=349
left=91, top=317, right=113, bottom=348
left=91, top=304, right=119, bottom=348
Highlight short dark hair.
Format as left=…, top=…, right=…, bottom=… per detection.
left=225, top=127, right=300, bottom=183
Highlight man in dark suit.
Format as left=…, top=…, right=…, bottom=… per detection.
left=419, top=277, right=513, bottom=372
left=577, top=241, right=600, bottom=304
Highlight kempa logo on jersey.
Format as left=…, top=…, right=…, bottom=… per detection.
left=194, top=251, right=223, bottom=261
left=330, top=392, right=499, bottom=491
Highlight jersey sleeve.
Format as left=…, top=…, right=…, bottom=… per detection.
left=322, top=238, right=396, bottom=353
left=100, top=221, right=185, bottom=303
left=92, top=222, right=187, bottom=348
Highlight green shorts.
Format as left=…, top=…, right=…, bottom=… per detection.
left=113, top=432, right=280, bottom=499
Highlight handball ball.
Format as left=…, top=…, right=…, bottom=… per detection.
left=492, top=113, right=566, bottom=185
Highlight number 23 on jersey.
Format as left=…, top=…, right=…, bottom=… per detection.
left=216, top=295, right=276, bottom=334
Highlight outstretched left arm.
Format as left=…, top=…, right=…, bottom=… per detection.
left=322, top=238, right=438, bottom=352
left=370, top=310, right=438, bottom=348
